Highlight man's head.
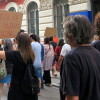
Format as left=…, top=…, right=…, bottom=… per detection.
left=63, top=15, right=94, bottom=47
left=30, top=34, right=38, bottom=42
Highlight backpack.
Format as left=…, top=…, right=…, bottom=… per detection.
left=21, top=62, right=39, bottom=95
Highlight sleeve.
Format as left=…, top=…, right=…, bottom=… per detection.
left=61, top=55, right=81, bottom=96
left=5, top=51, right=16, bottom=64
left=60, top=45, right=66, bottom=56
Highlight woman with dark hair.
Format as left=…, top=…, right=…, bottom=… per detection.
left=43, top=37, right=54, bottom=87
left=0, top=33, right=37, bottom=100
left=60, top=15, right=100, bottom=100
left=0, top=39, right=13, bottom=97
left=55, top=39, right=64, bottom=71
left=91, top=12, right=100, bottom=51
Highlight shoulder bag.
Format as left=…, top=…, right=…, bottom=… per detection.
left=0, top=60, right=7, bottom=79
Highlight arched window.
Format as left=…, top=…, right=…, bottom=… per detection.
left=27, top=2, right=39, bottom=35
left=53, top=0, right=69, bottom=37
left=9, top=7, right=16, bottom=12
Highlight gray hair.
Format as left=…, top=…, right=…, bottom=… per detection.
left=4, top=39, right=13, bottom=51
left=63, top=15, right=94, bottom=45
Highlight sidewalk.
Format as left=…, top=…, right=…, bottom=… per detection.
left=51, top=71, right=60, bottom=87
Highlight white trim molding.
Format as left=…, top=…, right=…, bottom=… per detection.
left=23, top=0, right=40, bottom=11
left=5, top=2, right=19, bottom=12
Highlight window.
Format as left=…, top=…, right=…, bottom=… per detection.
left=9, top=7, right=16, bottom=12
left=53, top=0, right=69, bottom=37
left=27, top=2, right=39, bottom=35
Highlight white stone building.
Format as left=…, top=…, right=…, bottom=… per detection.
left=0, top=0, right=99, bottom=39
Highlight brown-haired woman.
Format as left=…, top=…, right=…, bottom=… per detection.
left=91, top=12, right=100, bottom=51
left=0, top=33, right=38, bottom=100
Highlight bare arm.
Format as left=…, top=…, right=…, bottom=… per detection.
left=65, top=95, right=79, bottom=100
left=58, top=55, right=64, bottom=69
left=0, top=51, right=6, bottom=60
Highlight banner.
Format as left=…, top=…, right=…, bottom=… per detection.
left=0, top=10, right=23, bottom=39
left=44, top=27, right=56, bottom=37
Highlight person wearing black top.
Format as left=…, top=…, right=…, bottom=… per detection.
left=49, top=36, right=57, bottom=51
left=60, top=15, right=100, bottom=100
left=49, top=36, right=57, bottom=76
left=0, top=34, right=38, bottom=100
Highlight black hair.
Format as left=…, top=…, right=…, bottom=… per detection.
left=20, top=29, right=25, bottom=33
left=44, top=37, right=50, bottom=44
left=30, top=34, right=38, bottom=41
left=49, top=36, right=53, bottom=41
left=58, top=39, right=64, bottom=48
left=63, top=15, right=94, bottom=45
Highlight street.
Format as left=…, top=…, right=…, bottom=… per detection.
left=1, top=72, right=60, bottom=100
left=1, top=85, right=60, bottom=100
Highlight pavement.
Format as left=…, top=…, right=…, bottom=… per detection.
left=51, top=71, right=60, bottom=87
left=1, top=71, right=60, bottom=100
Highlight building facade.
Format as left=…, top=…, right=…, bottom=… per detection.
left=0, top=0, right=99, bottom=39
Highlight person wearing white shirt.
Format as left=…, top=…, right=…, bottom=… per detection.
left=58, top=44, right=71, bottom=69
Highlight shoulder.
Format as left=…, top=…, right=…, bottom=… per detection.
left=91, top=40, right=100, bottom=46
left=5, top=50, right=20, bottom=56
left=50, top=44, right=53, bottom=48
left=63, top=44, right=71, bottom=49
left=64, top=47, right=82, bottom=60
left=61, top=44, right=71, bottom=52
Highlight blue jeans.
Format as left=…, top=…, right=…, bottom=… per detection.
left=34, top=67, right=42, bottom=78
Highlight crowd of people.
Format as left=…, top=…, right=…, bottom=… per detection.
left=0, top=29, right=71, bottom=100
left=0, top=12, right=100, bottom=100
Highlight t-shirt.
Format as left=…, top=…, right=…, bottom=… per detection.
left=60, top=46, right=100, bottom=100
left=5, top=51, right=27, bottom=85
left=55, top=46, right=61, bottom=57
left=60, top=44, right=71, bottom=56
left=91, top=40, right=100, bottom=52
left=31, top=42, right=41, bottom=67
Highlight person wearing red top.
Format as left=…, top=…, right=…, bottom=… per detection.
left=55, top=39, right=64, bottom=71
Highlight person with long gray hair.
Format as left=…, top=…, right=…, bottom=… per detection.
left=0, top=39, right=13, bottom=97
left=60, top=15, right=100, bottom=100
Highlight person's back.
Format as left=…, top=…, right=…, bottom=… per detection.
left=49, top=36, right=57, bottom=51
left=4, top=39, right=13, bottom=74
left=50, top=41, right=57, bottom=51
left=0, top=33, right=38, bottom=100
left=60, top=44, right=71, bottom=57
left=61, top=46, right=100, bottom=100
left=31, top=42, right=41, bottom=67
